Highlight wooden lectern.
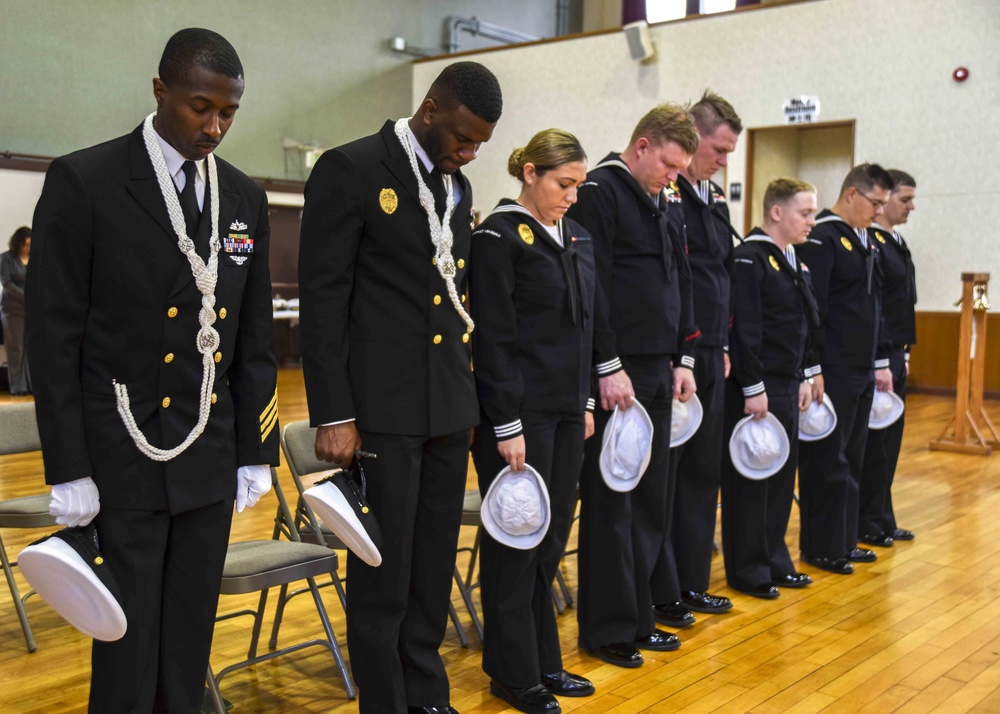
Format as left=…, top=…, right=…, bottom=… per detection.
left=930, top=272, right=1000, bottom=455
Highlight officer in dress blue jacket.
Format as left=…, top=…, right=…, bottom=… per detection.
left=566, top=104, right=701, bottom=669
left=299, top=62, right=502, bottom=714
left=722, top=178, right=821, bottom=598
left=859, top=170, right=918, bottom=547
left=27, top=30, right=278, bottom=712
left=652, top=91, right=742, bottom=625
left=793, top=163, right=896, bottom=576
left=470, top=129, right=598, bottom=714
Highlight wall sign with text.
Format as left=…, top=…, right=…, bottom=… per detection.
left=783, top=96, right=820, bottom=124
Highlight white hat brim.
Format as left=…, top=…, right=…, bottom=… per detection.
left=729, top=413, right=791, bottom=480
left=304, top=481, right=383, bottom=567
left=480, top=464, right=551, bottom=550
left=868, top=391, right=905, bottom=430
left=670, top=394, right=703, bottom=447
left=599, top=401, right=654, bottom=493
left=19, top=537, right=127, bottom=641
left=799, top=393, right=838, bottom=442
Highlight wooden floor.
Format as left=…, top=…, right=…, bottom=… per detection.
left=2, top=370, right=1000, bottom=713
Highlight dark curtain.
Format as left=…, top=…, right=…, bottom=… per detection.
left=622, top=0, right=646, bottom=24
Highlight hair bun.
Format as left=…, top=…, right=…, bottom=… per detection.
left=507, top=147, right=526, bottom=179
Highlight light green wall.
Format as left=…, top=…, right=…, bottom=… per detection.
left=0, top=0, right=558, bottom=179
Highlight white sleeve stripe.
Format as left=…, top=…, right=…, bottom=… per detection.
left=586, top=398, right=596, bottom=410
left=596, top=357, right=623, bottom=375
left=874, top=359, right=890, bottom=369
left=804, top=365, right=822, bottom=378
left=494, top=420, right=523, bottom=437
left=680, top=355, right=695, bottom=369
left=742, top=382, right=766, bottom=397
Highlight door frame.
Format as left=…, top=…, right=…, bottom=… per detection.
left=744, top=119, right=856, bottom=236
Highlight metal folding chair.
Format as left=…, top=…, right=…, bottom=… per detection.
left=0, top=402, right=57, bottom=652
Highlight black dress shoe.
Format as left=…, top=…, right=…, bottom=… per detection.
left=847, top=547, right=877, bottom=563
left=772, top=572, right=812, bottom=588
left=859, top=532, right=894, bottom=547
left=681, top=590, right=733, bottom=613
left=541, top=669, right=595, bottom=697
left=489, top=682, right=560, bottom=714
left=739, top=583, right=779, bottom=599
left=801, top=553, right=854, bottom=574
left=653, top=602, right=696, bottom=628
left=408, top=708, right=460, bottom=714
left=892, top=528, right=915, bottom=541
left=634, top=628, right=681, bottom=651
left=584, top=642, right=643, bottom=668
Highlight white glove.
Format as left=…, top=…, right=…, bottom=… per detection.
left=236, top=465, right=272, bottom=513
left=49, top=476, right=101, bottom=527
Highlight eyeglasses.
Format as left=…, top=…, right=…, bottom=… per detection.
left=854, top=190, right=888, bottom=210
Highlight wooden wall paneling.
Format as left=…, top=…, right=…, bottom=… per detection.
left=909, top=311, right=1000, bottom=396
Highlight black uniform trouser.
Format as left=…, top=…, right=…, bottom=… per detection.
left=472, top=410, right=584, bottom=688
left=720, top=376, right=800, bottom=590
left=577, top=354, right=673, bottom=649
left=798, top=364, right=874, bottom=559
left=859, top=350, right=907, bottom=536
left=346, top=429, right=470, bottom=714
left=653, top=344, right=725, bottom=599
left=89, top=497, right=234, bottom=714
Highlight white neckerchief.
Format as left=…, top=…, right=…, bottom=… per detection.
left=155, top=132, right=206, bottom=210
left=697, top=179, right=711, bottom=204
left=874, top=222, right=904, bottom=246
left=113, top=113, right=222, bottom=462
left=542, top=222, right=563, bottom=247
left=856, top=226, right=869, bottom=249
left=394, top=118, right=474, bottom=334
left=489, top=202, right=564, bottom=247
left=745, top=231, right=798, bottom=269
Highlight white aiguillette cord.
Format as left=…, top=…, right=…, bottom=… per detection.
left=393, top=118, right=474, bottom=334
left=112, top=112, right=221, bottom=462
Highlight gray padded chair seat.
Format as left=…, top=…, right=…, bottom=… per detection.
left=0, top=495, right=55, bottom=528
left=221, top=541, right=338, bottom=593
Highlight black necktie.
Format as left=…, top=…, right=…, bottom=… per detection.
left=179, top=161, right=200, bottom=237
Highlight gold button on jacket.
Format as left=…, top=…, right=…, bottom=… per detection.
left=161, top=397, right=171, bottom=408
left=163, top=353, right=174, bottom=364
left=167, top=306, right=178, bottom=318
left=433, top=335, right=442, bottom=345
left=214, top=351, right=222, bottom=363
left=219, top=307, right=227, bottom=319
left=433, top=295, right=442, bottom=305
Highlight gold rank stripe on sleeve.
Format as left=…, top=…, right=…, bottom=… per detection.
left=259, top=390, right=278, bottom=443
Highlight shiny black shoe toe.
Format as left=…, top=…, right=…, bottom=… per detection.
left=585, top=642, right=643, bottom=668
left=653, top=602, right=696, bottom=628
left=772, top=572, right=812, bottom=588
left=489, top=682, right=560, bottom=714
left=847, top=547, right=877, bottom=563
left=541, top=669, right=595, bottom=697
left=408, top=707, right=459, bottom=714
left=634, top=628, right=681, bottom=652
left=892, top=528, right=915, bottom=541
left=740, top=583, right=779, bottom=599
left=859, top=532, right=894, bottom=547
left=681, top=590, right=733, bottom=613
left=802, top=553, right=854, bottom=574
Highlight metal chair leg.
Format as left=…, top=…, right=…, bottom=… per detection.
left=307, top=577, right=357, bottom=699
left=0, top=532, right=36, bottom=653
left=206, top=665, right=227, bottom=714
left=448, top=601, right=469, bottom=647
